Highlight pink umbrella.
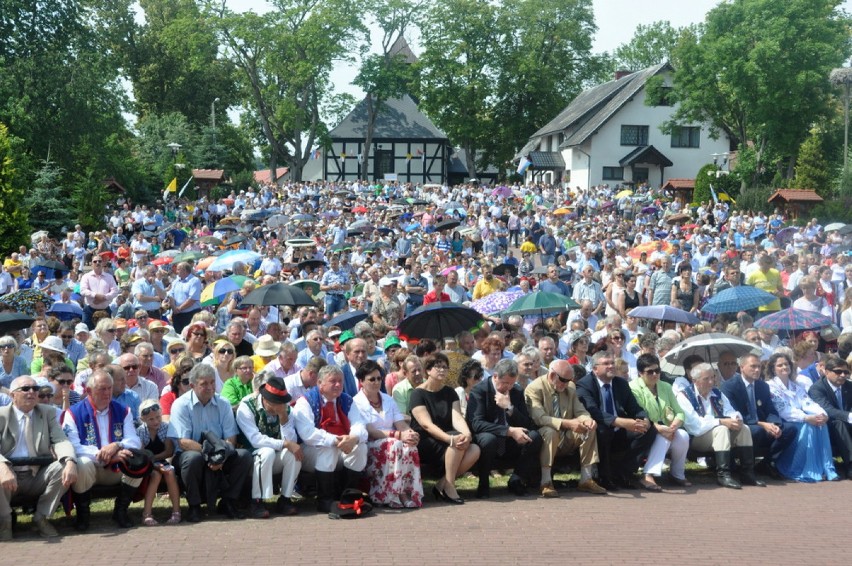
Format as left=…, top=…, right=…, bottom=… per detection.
left=441, top=265, right=460, bottom=276
left=491, top=186, right=512, bottom=198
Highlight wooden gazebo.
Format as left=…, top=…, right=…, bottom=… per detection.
left=662, top=178, right=694, bottom=206
left=767, top=189, right=823, bottom=221
left=192, top=169, right=225, bottom=199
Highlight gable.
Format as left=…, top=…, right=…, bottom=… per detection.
left=329, top=94, right=448, bottom=141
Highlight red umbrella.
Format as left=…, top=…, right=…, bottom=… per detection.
left=352, top=206, right=368, bottom=214
left=152, top=256, right=174, bottom=266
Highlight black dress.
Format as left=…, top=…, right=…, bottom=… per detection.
left=409, top=386, right=459, bottom=467
left=623, top=290, right=641, bottom=311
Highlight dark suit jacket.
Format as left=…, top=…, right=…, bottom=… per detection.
left=576, top=373, right=647, bottom=428
left=721, top=376, right=781, bottom=426
left=466, top=378, right=535, bottom=437
left=809, top=377, right=852, bottom=423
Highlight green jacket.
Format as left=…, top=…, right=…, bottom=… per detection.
left=629, top=378, right=683, bottom=426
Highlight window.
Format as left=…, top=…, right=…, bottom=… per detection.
left=633, top=167, right=649, bottom=184
left=602, top=167, right=624, bottom=180
left=621, top=125, right=648, bottom=146
left=671, top=126, right=700, bottom=148
left=374, top=149, right=394, bottom=176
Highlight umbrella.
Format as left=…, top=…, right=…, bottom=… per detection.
left=197, top=236, right=224, bottom=247
left=207, top=250, right=261, bottom=272
left=553, top=208, right=572, bottom=216
left=409, top=199, right=429, bottom=206
left=266, top=214, right=289, bottom=228
left=440, top=265, right=460, bottom=276
left=445, top=207, right=467, bottom=217
left=615, top=189, right=633, bottom=199
left=214, top=224, right=238, bottom=232
left=286, top=238, right=316, bottom=248
left=0, top=312, right=35, bottom=333
left=224, top=235, right=248, bottom=247
left=839, top=224, right=852, bottom=236
left=173, top=251, right=206, bottom=264
left=241, top=283, right=315, bottom=308
left=46, top=301, right=85, bottom=321
left=323, top=310, right=369, bottom=331
left=352, top=206, right=368, bottom=214
left=628, top=305, right=700, bottom=325
left=32, top=259, right=66, bottom=271
left=641, top=206, right=658, bottom=214
left=702, top=286, right=778, bottom=314
left=469, top=290, right=525, bottom=315
left=291, top=279, right=321, bottom=294
left=404, top=222, right=421, bottom=233
left=200, top=275, right=251, bottom=307
left=291, top=214, right=317, bottom=223
left=600, top=200, right=615, bottom=210
left=195, top=256, right=217, bottom=271
left=774, top=226, right=797, bottom=244
left=754, top=308, right=833, bottom=331
left=364, top=241, right=391, bottom=252
left=297, top=259, right=327, bottom=272
left=628, top=240, right=673, bottom=260
left=531, top=265, right=551, bottom=275
left=2, top=288, right=54, bottom=316
left=329, top=243, right=352, bottom=253
left=825, top=222, right=846, bottom=232
left=156, top=250, right=181, bottom=259
left=491, top=186, right=512, bottom=198
left=348, top=219, right=371, bottom=230
left=435, top=219, right=461, bottom=232
left=504, top=291, right=579, bottom=317
left=661, top=333, right=763, bottom=376
left=397, top=302, right=485, bottom=342
left=493, top=264, right=518, bottom=277
left=750, top=227, right=766, bottom=240
left=665, top=213, right=691, bottom=225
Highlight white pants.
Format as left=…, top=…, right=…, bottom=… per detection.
left=301, top=443, right=367, bottom=474
left=644, top=428, right=690, bottom=480
left=252, top=447, right=301, bottom=500
left=72, top=457, right=142, bottom=493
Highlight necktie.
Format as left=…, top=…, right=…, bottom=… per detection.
left=21, top=413, right=38, bottom=474
left=552, top=393, right=561, bottom=419
left=746, top=383, right=758, bottom=424
left=603, top=383, right=616, bottom=416
left=837, top=387, right=844, bottom=410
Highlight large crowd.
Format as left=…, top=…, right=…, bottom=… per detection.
left=2, top=179, right=852, bottom=538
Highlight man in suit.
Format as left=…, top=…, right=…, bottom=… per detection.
left=0, top=376, right=78, bottom=539
left=339, top=336, right=366, bottom=397
left=809, top=355, right=852, bottom=479
left=467, top=358, right=542, bottom=498
left=576, top=351, right=656, bottom=490
left=525, top=360, right=606, bottom=498
left=721, top=353, right=795, bottom=478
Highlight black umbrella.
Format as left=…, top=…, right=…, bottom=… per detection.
left=224, top=235, right=248, bottom=246
left=214, top=224, right=238, bottom=232
left=397, top=302, right=484, bottom=342
left=435, top=219, right=461, bottom=232
left=493, top=264, right=518, bottom=277
left=297, top=259, right=327, bottom=271
left=348, top=227, right=368, bottom=237
left=240, top=283, right=316, bottom=308
left=839, top=224, right=852, bottom=236
left=32, top=260, right=66, bottom=271
left=0, top=312, right=36, bottom=334
left=323, top=310, right=369, bottom=331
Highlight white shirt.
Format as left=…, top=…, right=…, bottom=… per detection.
left=63, top=404, right=141, bottom=462
left=235, top=395, right=297, bottom=452
left=9, top=406, right=34, bottom=460
left=676, top=385, right=741, bottom=437
left=291, top=394, right=367, bottom=448
left=128, top=376, right=160, bottom=402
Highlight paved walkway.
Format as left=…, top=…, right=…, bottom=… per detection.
left=9, top=479, right=848, bottom=564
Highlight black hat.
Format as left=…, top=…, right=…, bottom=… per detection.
left=117, top=448, right=154, bottom=479
left=328, top=488, right=373, bottom=520
left=259, top=376, right=292, bottom=405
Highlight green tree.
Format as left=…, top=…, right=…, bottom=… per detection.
left=0, top=123, right=29, bottom=253
left=133, top=112, right=200, bottom=189
left=612, top=21, right=681, bottom=71
left=26, top=161, right=76, bottom=236
left=792, top=130, right=831, bottom=196
left=72, top=166, right=111, bottom=231
left=693, top=163, right=719, bottom=205
left=669, top=0, right=851, bottom=188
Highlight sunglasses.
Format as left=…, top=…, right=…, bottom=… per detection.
left=169, top=347, right=185, bottom=355
left=140, top=403, right=161, bottom=417
left=60, top=334, right=73, bottom=340
left=365, top=376, right=382, bottom=383
left=555, top=372, right=572, bottom=384
left=122, top=364, right=139, bottom=371
left=830, top=369, right=851, bottom=376
left=643, top=368, right=661, bottom=375
left=0, top=344, right=15, bottom=349
left=104, top=328, right=116, bottom=333
left=191, top=332, right=206, bottom=337
left=55, top=379, right=73, bottom=386
left=218, top=349, right=235, bottom=355
left=14, top=385, right=39, bottom=393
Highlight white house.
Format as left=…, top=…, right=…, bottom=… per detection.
left=518, top=62, right=732, bottom=191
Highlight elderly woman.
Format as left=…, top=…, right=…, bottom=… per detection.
left=0, top=335, right=28, bottom=389
left=137, top=399, right=182, bottom=526
left=630, top=354, right=691, bottom=489
left=454, top=359, right=483, bottom=416
left=183, top=321, right=211, bottom=363
left=410, top=353, right=480, bottom=505
left=159, top=356, right=195, bottom=421
left=94, top=318, right=121, bottom=358
left=351, top=360, right=423, bottom=508
left=792, top=276, right=833, bottom=318
left=371, top=277, right=404, bottom=328
left=764, top=352, right=838, bottom=482
left=478, top=335, right=505, bottom=378
left=221, top=355, right=255, bottom=408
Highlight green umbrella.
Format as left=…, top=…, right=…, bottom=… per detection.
left=173, top=250, right=205, bottom=263
left=503, top=291, right=579, bottom=317
left=291, top=279, right=321, bottom=295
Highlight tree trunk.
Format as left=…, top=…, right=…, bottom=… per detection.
left=363, top=93, right=376, bottom=181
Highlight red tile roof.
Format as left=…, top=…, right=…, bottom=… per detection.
left=767, top=189, right=823, bottom=203
left=253, top=167, right=289, bottom=183
left=662, top=178, right=694, bottom=190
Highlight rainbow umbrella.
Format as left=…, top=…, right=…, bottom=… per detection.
left=200, top=275, right=251, bottom=307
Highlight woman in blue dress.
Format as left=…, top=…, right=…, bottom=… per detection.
left=765, top=353, right=838, bottom=482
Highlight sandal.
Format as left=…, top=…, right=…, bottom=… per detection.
left=142, top=514, right=159, bottom=527
left=166, top=511, right=181, bottom=525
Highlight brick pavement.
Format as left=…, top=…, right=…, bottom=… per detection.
left=7, top=479, right=848, bottom=565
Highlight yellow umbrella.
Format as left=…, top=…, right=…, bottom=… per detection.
left=615, top=189, right=633, bottom=199
left=553, top=207, right=572, bottom=216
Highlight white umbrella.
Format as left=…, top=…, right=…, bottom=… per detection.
left=825, top=222, right=846, bottom=232
left=661, top=333, right=762, bottom=376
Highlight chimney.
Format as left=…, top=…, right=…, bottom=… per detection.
left=615, top=69, right=634, bottom=81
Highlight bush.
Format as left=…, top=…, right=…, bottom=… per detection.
left=693, top=163, right=718, bottom=204
left=735, top=186, right=774, bottom=215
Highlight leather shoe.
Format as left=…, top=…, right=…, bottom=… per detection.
left=507, top=478, right=528, bottom=497
left=596, top=477, right=620, bottom=492
left=576, top=478, right=607, bottom=495
left=0, top=520, right=12, bottom=541
left=475, top=481, right=491, bottom=499
left=717, top=474, right=742, bottom=489
left=540, top=483, right=560, bottom=498
left=667, top=474, right=692, bottom=487
left=637, top=478, right=662, bottom=492
left=186, top=505, right=203, bottom=523
left=248, top=500, right=269, bottom=519
left=33, top=516, right=58, bottom=538
left=741, top=476, right=767, bottom=487
left=276, top=496, right=298, bottom=516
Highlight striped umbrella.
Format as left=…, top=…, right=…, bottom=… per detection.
left=754, top=308, right=833, bottom=331
left=200, top=275, right=251, bottom=307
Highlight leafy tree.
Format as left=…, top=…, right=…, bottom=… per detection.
left=0, top=123, right=29, bottom=253
left=133, top=112, right=200, bottom=189
left=72, top=166, right=111, bottom=231
left=612, top=21, right=681, bottom=71
left=26, top=160, right=76, bottom=236
left=792, top=130, right=831, bottom=196
left=693, top=163, right=718, bottom=205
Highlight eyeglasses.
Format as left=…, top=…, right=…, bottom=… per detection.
left=13, top=385, right=38, bottom=393
left=122, top=364, right=139, bottom=370
left=140, top=404, right=161, bottom=417
left=137, top=315, right=148, bottom=319
left=56, top=379, right=73, bottom=385
left=554, top=372, right=572, bottom=384
left=218, top=349, right=235, bottom=355
left=830, top=368, right=851, bottom=376
left=643, top=368, right=661, bottom=375
left=365, top=376, right=382, bottom=383
left=469, top=373, right=483, bottom=380
left=191, top=332, right=206, bottom=337
left=609, top=336, right=624, bottom=342
left=0, top=344, right=15, bottom=349
left=60, top=334, right=73, bottom=340
left=169, top=347, right=185, bottom=355
left=38, top=393, right=52, bottom=399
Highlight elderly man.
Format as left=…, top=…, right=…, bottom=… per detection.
left=167, top=262, right=202, bottom=333
left=132, top=265, right=166, bottom=319
left=539, top=265, right=571, bottom=297
left=236, top=376, right=302, bottom=518
left=119, top=352, right=159, bottom=402
left=295, top=328, right=335, bottom=368
left=291, top=365, right=368, bottom=512
left=63, top=370, right=142, bottom=530
left=392, top=354, right=424, bottom=418
left=135, top=342, right=168, bottom=392
left=717, top=350, right=741, bottom=383
left=227, top=318, right=254, bottom=357
left=79, top=256, right=119, bottom=329
left=444, top=270, right=469, bottom=303
left=809, top=355, right=852, bottom=479
left=576, top=352, right=656, bottom=491
left=340, top=337, right=368, bottom=397
left=0, top=376, right=78, bottom=539
left=467, top=359, right=542, bottom=498
left=167, top=363, right=253, bottom=523
left=566, top=299, right=599, bottom=331
left=284, top=356, right=327, bottom=403
left=572, top=265, right=605, bottom=316
left=525, top=361, right=605, bottom=498
left=537, top=336, right=558, bottom=367
left=514, top=347, right=542, bottom=390
left=676, top=363, right=764, bottom=489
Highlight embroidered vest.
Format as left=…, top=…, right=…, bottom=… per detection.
left=237, top=396, right=280, bottom=452
left=69, top=398, right=126, bottom=471
left=680, top=385, right=724, bottom=418
left=304, top=386, right=352, bottom=436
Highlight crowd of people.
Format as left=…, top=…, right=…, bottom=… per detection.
left=2, top=178, right=852, bottom=539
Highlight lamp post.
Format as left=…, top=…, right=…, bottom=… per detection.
left=166, top=142, right=183, bottom=204
left=830, top=67, right=852, bottom=171
left=211, top=98, right=220, bottom=161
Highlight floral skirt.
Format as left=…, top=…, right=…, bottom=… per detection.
left=366, top=438, right=424, bottom=508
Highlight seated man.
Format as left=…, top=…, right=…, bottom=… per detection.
left=524, top=361, right=606, bottom=498
left=0, top=376, right=78, bottom=539
left=291, top=365, right=368, bottom=512
left=466, top=358, right=542, bottom=498
left=576, top=351, right=656, bottom=490
left=721, top=353, right=795, bottom=478
left=63, top=370, right=143, bottom=530
left=283, top=356, right=326, bottom=403
left=168, top=363, right=253, bottom=523
left=808, top=354, right=852, bottom=479
left=236, top=376, right=302, bottom=518
left=677, top=363, right=765, bottom=489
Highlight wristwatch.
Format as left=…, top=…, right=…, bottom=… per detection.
left=59, top=456, right=77, bottom=466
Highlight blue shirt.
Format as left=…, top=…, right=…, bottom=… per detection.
left=167, top=389, right=238, bottom=452
left=132, top=278, right=165, bottom=311
left=168, top=274, right=202, bottom=311
left=114, top=389, right=141, bottom=422
left=0, top=356, right=29, bottom=389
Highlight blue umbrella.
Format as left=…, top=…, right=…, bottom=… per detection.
left=754, top=308, right=833, bottom=331
left=469, top=290, right=524, bottom=315
left=702, top=286, right=778, bottom=314
left=774, top=226, right=797, bottom=244
left=628, top=305, right=700, bottom=325
left=404, top=222, right=421, bottom=233
left=47, top=301, right=84, bottom=321
left=323, top=310, right=369, bottom=331
left=750, top=227, right=766, bottom=240
left=206, top=250, right=261, bottom=272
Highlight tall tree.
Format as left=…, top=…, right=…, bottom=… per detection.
left=0, top=123, right=29, bottom=253
left=612, top=21, right=680, bottom=71
left=213, top=0, right=365, bottom=181
left=669, top=0, right=851, bottom=187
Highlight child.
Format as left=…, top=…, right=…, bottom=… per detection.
left=137, top=399, right=182, bottom=525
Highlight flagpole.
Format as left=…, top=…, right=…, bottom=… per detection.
left=177, top=176, right=194, bottom=199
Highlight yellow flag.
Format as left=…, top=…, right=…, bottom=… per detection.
left=167, top=177, right=177, bottom=192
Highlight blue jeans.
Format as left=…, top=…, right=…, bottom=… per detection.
left=325, top=294, right=346, bottom=318
left=540, top=254, right=555, bottom=266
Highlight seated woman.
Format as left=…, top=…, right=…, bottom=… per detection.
left=629, top=354, right=691, bottom=490
left=0, top=334, right=29, bottom=389
left=454, top=359, right=484, bottom=416
left=351, top=360, right=423, bottom=509
left=159, top=356, right=194, bottom=422
left=764, top=352, right=838, bottom=482
left=137, top=399, right=182, bottom=525
left=221, top=355, right=255, bottom=408
left=410, top=353, right=480, bottom=505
